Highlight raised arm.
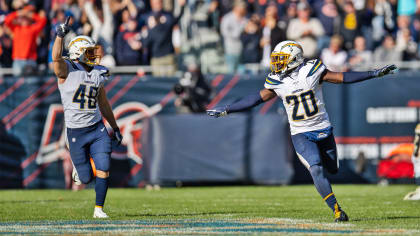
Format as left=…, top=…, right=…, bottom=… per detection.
left=52, top=17, right=70, bottom=80
left=207, top=88, right=276, bottom=117
left=321, top=65, right=397, bottom=84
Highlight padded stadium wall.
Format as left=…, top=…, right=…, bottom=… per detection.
left=0, top=72, right=417, bottom=188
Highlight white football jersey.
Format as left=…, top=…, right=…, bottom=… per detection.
left=264, top=59, right=331, bottom=135
left=58, top=60, right=109, bottom=128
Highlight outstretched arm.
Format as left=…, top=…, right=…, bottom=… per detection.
left=322, top=64, right=397, bottom=84
left=207, top=89, right=276, bottom=117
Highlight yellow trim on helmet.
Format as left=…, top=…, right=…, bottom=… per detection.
left=283, top=43, right=303, bottom=50
left=68, top=38, right=91, bottom=49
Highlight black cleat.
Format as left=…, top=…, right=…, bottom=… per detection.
left=334, top=203, right=349, bottom=222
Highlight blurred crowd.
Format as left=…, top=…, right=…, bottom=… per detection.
left=0, top=0, right=420, bottom=76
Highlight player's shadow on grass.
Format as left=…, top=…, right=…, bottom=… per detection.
left=351, top=216, right=420, bottom=222
left=125, top=211, right=247, bottom=217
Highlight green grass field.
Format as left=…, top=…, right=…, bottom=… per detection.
left=0, top=185, right=419, bottom=235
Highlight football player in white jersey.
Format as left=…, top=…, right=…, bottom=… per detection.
left=52, top=18, right=123, bottom=218
left=403, top=124, right=420, bottom=200
left=207, top=40, right=397, bottom=222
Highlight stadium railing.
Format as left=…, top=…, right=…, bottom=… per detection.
left=0, top=61, right=415, bottom=76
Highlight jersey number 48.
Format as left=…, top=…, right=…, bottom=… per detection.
left=72, top=84, right=99, bottom=109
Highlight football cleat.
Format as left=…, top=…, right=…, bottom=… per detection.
left=71, top=164, right=82, bottom=186
left=93, top=206, right=109, bottom=218
left=334, top=203, right=349, bottom=222
left=403, top=187, right=420, bottom=200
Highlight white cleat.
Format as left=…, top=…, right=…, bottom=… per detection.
left=72, top=167, right=82, bottom=186
left=93, top=207, right=109, bottom=218
left=403, top=187, right=420, bottom=200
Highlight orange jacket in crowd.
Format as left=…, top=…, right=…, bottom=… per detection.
left=4, top=11, right=47, bottom=61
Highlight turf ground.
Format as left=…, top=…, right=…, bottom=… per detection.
left=0, top=185, right=419, bottom=235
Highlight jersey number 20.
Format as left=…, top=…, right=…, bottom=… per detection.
left=286, top=90, right=318, bottom=121
left=72, top=84, right=99, bottom=109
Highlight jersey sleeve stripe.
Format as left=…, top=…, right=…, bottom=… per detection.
left=265, top=77, right=281, bottom=85
left=307, top=59, right=322, bottom=77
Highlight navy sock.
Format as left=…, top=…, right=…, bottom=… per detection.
left=416, top=177, right=420, bottom=186
left=309, top=165, right=338, bottom=212
left=95, top=177, right=109, bottom=207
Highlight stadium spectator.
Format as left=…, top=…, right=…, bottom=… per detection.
left=287, top=2, right=324, bottom=59
left=260, top=3, right=286, bottom=68
left=372, top=0, right=396, bottom=46
left=313, top=0, right=339, bottom=38
left=373, top=35, right=402, bottom=62
left=4, top=4, right=47, bottom=76
left=142, top=0, right=186, bottom=76
left=115, top=16, right=142, bottom=65
left=111, top=0, right=139, bottom=31
left=347, top=36, right=373, bottom=69
left=395, top=15, right=418, bottom=61
left=220, top=0, right=248, bottom=74
left=312, top=0, right=338, bottom=51
left=97, top=43, right=116, bottom=68
left=338, top=1, right=361, bottom=50
left=279, top=0, right=298, bottom=28
left=83, top=0, right=114, bottom=55
left=321, top=35, right=347, bottom=72
left=240, top=14, right=261, bottom=66
left=0, top=23, right=13, bottom=68
left=250, top=0, right=288, bottom=19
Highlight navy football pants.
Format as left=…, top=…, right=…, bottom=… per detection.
left=291, top=132, right=338, bottom=174
left=67, top=121, right=111, bottom=184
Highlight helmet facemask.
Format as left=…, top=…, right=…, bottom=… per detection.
left=79, top=46, right=101, bottom=66
left=270, top=41, right=304, bottom=74
left=270, top=52, right=290, bottom=73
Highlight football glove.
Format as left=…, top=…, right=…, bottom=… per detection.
left=207, top=107, right=228, bottom=118
left=113, top=128, right=123, bottom=146
left=56, top=16, right=70, bottom=38
left=373, top=64, right=397, bottom=78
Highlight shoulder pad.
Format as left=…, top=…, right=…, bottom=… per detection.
left=306, top=59, right=323, bottom=77
left=63, top=57, right=78, bottom=70
left=95, top=65, right=110, bottom=77
left=265, top=73, right=283, bottom=85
